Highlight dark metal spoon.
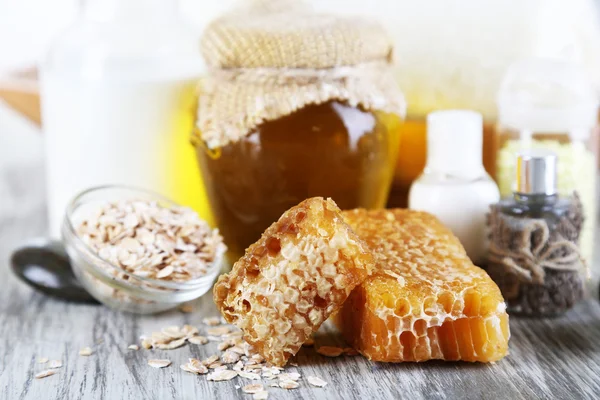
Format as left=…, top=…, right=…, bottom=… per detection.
left=10, top=238, right=99, bottom=304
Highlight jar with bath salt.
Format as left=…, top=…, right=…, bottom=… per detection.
left=496, top=58, right=599, bottom=276
left=193, top=1, right=405, bottom=262
left=487, top=150, right=586, bottom=316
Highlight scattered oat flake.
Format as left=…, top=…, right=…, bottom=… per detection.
left=207, top=326, right=230, bottom=336
left=38, top=358, right=48, bottom=364
left=202, top=355, right=219, bottom=365
left=202, top=316, right=221, bottom=326
left=278, top=372, right=300, bottom=381
left=218, top=340, right=235, bottom=351
left=189, top=335, right=208, bottom=345
left=207, top=370, right=238, bottom=381
left=222, top=350, right=241, bottom=364
left=148, top=359, right=171, bottom=368
left=208, top=361, right=224, bottom=369
left=181, top=358, right=209, bottom=375
left=307, top=376, right=328, bottom=387
left=141, top=338, right=153, bottom=349
left=155, top=338, right=186, bottom=350
left=229, top=346, right=246, bottom=355
left=182, top=325, right=199, bottom=336
left=233, top=361, right=244, bottom=372
left=316, top=346, right=344, bottom=357
left=79, top=347, right=93, bottom=356
left=128, top=344, right=139, bottom=350
left=344, top=347, right=359, bottom=356
left=289, top=362, right=299, bottom=367
left=35, top=370, right=57, bottom=379
left=262, top=366, right=281, bottom=375
left=162, top=326, right=185, bottom=339
left=48, top=360, right=63, bottom=369
left=279, top=380, right=299, bottom=389
left=223, top=331, right=243, bottom=339
left=243, top=384, right=264, bottom=394
left=253, top=391, right=269, bottom=400
left=178, top=304, right=194, bottom=313
left=238, top=371, right=261, bottom=380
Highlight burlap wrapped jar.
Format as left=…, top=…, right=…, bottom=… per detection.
left=193, top=0, right=406, bottom=262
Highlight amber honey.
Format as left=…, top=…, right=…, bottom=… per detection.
left=388, top=117, right=497, bottom=208
left=197, top=101, right=401, bottom=262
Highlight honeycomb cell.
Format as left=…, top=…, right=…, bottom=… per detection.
left=213, top=197, right=372, bottom=366
left=336, top=209, right=510, bottom=362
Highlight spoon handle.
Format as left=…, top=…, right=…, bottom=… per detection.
left=10, top=239, right=99, bottom=304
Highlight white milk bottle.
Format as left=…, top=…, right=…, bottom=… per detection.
left=408, top=110, right=500, bottom=265
left=40, top=0, right=207, bottom=238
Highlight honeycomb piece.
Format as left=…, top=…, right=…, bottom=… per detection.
left=336, top=209, right=510, bottom=362
left=213, top=197, right=372, bottom=366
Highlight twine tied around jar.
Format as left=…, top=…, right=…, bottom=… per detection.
left=487, top=194, right=586, bottom=285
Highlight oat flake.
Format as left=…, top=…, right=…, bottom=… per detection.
left=148, top=359, right=171, bottom=368
left=207, top=326, right=230, bottom=336
left=189, top=336, right=209, bottom=345
left=202, top=316, right=221, bottom=326
left=79, top=347, right=93, bottom=356
left=279, top=380, right=299, bottom=389
left=307, top=376, right=328, bottom=387
left=207, top=370, right=238, bottom=381
left=253, top=391, right=269, bottom=400
left=35, top=370, right=57, bottom=379
left=242, top=384, right=264, bottom=394
left=316, top=346, right=344, bottom=357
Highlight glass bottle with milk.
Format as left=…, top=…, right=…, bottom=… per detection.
left=40, top=0, right=212, bottom=238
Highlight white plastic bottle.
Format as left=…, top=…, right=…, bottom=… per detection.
left=408, top=110, right=500, bottom=265
left=40, top=0, right=206, bottom=238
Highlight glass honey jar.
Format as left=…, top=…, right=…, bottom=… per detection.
left=193, top=1, right=405, bottom=262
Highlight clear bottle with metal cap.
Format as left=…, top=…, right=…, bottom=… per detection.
left=499, top=149, right=572, bottom=222
left=488, top=149, right=585, bottom=317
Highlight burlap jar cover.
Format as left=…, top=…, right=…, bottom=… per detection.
left=486, top=194, right=586, bottom=312
left=193, top=0, right=406, bottom=150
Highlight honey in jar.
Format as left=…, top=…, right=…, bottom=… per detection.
left=193, top=1, right=405, bottom=262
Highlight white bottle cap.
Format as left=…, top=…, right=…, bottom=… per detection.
left=426, top=110, right=485, bottom=179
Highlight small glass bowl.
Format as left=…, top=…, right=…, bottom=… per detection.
left=62, top=185, right=224, bottom=314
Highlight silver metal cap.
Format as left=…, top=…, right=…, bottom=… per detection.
left=515, top=149, right=558, bottom=195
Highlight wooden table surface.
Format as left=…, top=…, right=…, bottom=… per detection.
left=1, top=102, right=600, bottom=400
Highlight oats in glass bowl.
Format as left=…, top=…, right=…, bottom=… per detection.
left=62, top=186, right=226, bottom=314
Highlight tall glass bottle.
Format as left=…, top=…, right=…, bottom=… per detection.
left=40, top=0, right=212, bottom=238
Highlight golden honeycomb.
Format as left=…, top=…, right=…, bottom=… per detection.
left=336, top=209, right=510, bottom=362
left=213, top=197, right=372, bottom=366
